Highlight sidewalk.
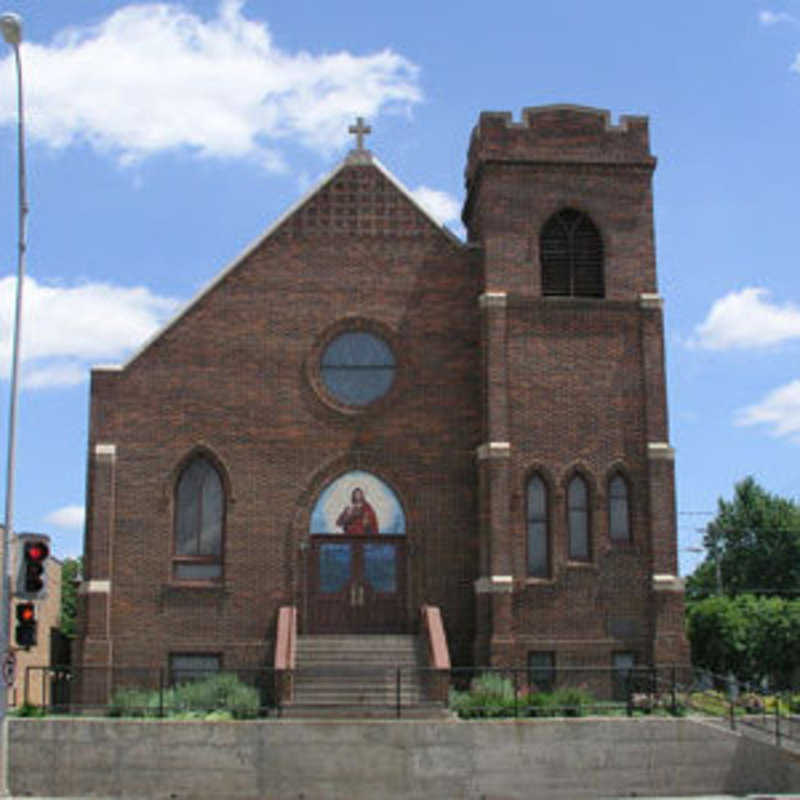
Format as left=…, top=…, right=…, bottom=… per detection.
left=6, top=795, right=800, bottom=799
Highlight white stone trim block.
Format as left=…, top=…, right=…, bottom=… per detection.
left=653, top=574, right=684, bottom=592
left=639, top=293, right=663, bottom=309
left=647, top=442, right=674, bottom=461
left=94, top=443, right=116, bottom=459
left=78, top=579, right=111, bottom=595
left=474, top=576, right=515, bottom=594
left=478, top=292, right=508, bottom=309
left=476, top=442, right=511, bottom=460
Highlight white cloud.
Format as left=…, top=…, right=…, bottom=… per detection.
left=25, top=364, right=87, bottom=390
left=759, top=9, right=797, bottom=26
left=44, top=504, right=85, bottom=531
left=691, top=287, right=800, bottom=350
left=737, top=379, right=800, bottom=443
left=409, top=186, right=461, bottom=225
left=0, top=1, right=421, bottom=169
left=0, top=275, right=179, bottom=388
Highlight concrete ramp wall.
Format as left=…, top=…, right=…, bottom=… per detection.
left=8, top=716, right=800, bottom=798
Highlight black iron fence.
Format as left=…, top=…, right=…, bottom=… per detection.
left=15, top=663, right=800, bottom=750
left=679, top=669, right=800, bottom=750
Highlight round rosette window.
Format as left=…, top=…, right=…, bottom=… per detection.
left=319, top=331, right=396, bottom=408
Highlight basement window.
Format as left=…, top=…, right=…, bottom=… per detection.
left=169, top=653, right=221, bottom=685
left=527, top=651, right=555, bottom=694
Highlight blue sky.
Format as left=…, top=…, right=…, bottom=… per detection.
left=0, top=1, right=798, bottom=574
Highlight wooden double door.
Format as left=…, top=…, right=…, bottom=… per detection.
left=308, top=535, right=408, bottom=633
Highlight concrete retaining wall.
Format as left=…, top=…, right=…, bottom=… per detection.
left=8, top=716, right=800, bottom=798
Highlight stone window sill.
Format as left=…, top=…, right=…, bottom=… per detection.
left=163, top=581, right=226, bottom=592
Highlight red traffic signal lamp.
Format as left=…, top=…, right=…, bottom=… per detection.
left=23, top=540, right=48, bottom=593
left=25, top=541, right=47, bottom=563
left=15, top=602, right=36, bottom=648
left=15, top=533, right=50, bottom=600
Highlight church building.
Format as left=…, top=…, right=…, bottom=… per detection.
left=75, top=105, right=688, bottom=694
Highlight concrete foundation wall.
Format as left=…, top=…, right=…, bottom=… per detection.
left=8, top=717, right=800, bottom=798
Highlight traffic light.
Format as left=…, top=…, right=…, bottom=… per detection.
left=15, top=534, right=50, bottom=600
left=23, top=540, right=48, bottom=593
left=15, top=602, right=36, bottom=649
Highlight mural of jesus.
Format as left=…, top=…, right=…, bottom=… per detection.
left=336, top=487, right=379, bottom=536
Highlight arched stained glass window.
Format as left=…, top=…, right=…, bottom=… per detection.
left=174, top=456, right=224, bottom=581
left=567, top=475, right=590, bottom=561
left=540, top=208, right=604, bottom=298
left=320, top=332, right=396, bottom=407
left=608, top=474, right=630, bottom=542
left=527, top=475, right=549, bottom=578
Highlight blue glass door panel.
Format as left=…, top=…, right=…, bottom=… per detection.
left=364, top=543, right=396, bottom=593
left=319, top=543, right=352, bottom=593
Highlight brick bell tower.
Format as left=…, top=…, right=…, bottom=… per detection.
left=463, top=105, right=688, bottom=669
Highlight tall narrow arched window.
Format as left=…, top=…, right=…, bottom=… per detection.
left=540, top=208, right=604, bottom=297
left=567, top=475, right=590, bottom=561
left=608, top=474, right=631, bottom=542
left=527, top=475, right=549, bottom=577
left=174, top=456, right=224, bottom=581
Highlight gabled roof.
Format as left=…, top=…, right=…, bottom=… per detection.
left=100, top=150, right=464, bottom=373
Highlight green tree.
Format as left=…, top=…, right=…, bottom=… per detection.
left=686, top=594, right=751, bottom=678
left=685, top=560, right=719, bottom=603
left=687, top=594, right=800, bottom=686
left=686, top=477, right=800, bottom=601
left=59, top=556, right=82, bottom=637
left=685, top=479, right=800, bottom=682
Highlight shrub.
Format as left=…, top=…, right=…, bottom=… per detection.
left=109, top=687, right=162, bottom=718
left=109, top=673, right=260, bottom=719
left=469, top=672, right=515, bottom=702
left=165, top=673, right=260, bottom=719
left=550, top=688, right=592, bottom=717
left=204, top=710, right=234, bottom=721
left=449, top=674, right=597, bottom=719
left=686, top=690, right=736, bottom=716
left=14, top=702, right=45, bottom=718
left=448, top=673, right=516, bottom=718
left=763, top=694, right=798, bottom=716
left=737, top=692, right=765, bottom=714
left=520, top=692, right=556, bottom=717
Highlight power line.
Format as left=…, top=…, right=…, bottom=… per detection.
left=687, top=587, right=800, bottom=596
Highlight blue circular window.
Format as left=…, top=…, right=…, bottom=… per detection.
left=320, top=332, right=396, bottom=407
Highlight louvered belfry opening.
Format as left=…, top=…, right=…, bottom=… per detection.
left=540, top=208, right=605, bottom=298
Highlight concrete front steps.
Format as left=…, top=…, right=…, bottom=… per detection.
left=281, top=635, right=449, bottom=718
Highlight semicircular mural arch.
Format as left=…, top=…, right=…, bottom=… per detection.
left=310, top=470, right=406, bottom=536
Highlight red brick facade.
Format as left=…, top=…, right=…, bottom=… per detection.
left=74, top=105, right=688, bottom=681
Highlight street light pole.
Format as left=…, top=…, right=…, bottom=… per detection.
left=0, top=11, right=26, bottom=791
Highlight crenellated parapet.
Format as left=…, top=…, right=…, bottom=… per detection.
left=465, top=104, right=654, bottom=188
